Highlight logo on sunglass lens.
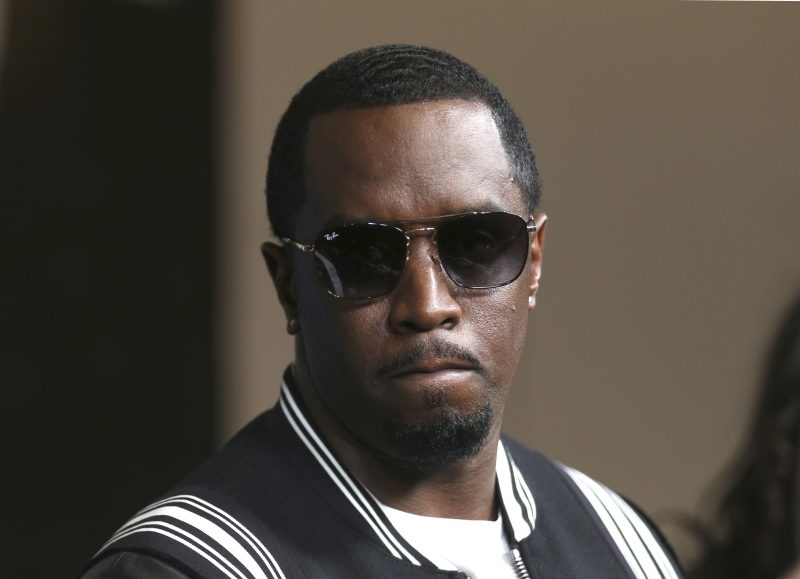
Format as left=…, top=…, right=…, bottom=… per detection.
left=324, top=232, right=339, bottom=241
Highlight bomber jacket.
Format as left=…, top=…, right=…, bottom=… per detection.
left=83, top=371, right=683, bottom=579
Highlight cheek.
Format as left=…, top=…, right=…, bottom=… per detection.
left=295, top=264, right=389, bottom=369
left=461, top=284, right=530, bottom=375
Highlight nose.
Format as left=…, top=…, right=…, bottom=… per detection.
left=388, top=238, right=462, bottom=333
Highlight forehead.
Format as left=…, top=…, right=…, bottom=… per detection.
left=296, top=100, right=524, bottom=237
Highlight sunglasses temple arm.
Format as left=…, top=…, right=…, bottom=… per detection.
left=281, top=237, right=315, bottom=252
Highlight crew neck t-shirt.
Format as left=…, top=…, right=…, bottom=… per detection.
left=377, top=502, right=520, bottom=579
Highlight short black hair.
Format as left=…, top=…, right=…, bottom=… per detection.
left=266, top=44, right=542, bottom=238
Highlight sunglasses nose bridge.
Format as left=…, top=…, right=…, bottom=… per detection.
left=399, top=225, right=451, bottom=285
left=403, top=225, right=437, bottom=239
left=403, top=226, right=440, bottom=262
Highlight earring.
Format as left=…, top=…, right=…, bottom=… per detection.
left=287, top=318, right=300, bottom=335
left=528, top=294, right=536, bottom=308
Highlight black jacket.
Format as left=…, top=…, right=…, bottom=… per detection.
left=83, top=372, right=683, bottom=579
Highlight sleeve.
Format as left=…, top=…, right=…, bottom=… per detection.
left=81, top=551, right=195, bottom=579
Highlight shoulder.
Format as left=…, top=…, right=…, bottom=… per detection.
left=501, top=436, right=685, bottom=578
left=84, top=486, right=301, bottom=579
left=83, top=407, right=306, bottom=579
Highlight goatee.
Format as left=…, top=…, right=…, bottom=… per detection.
left=384, top=401, right=493, bottom=471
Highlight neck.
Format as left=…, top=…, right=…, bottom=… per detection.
left=290, top=358, right=501, bottom=521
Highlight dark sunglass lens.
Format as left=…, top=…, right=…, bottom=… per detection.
left=313, top=224, right=407, bottom=298
left=437, top=213, right=529, bottom=288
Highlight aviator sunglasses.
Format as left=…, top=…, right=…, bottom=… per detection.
left=282, top=211, right=536, bottom=300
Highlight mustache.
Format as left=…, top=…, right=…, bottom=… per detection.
left=377, top=338, right=483, bottom=377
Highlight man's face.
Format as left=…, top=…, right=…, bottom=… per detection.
left=284, top=100, right=543, bottom=470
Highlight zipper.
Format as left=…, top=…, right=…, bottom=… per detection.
left=510, top=547, right=532, bottom=579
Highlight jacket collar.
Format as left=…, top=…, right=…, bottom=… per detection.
left=278, top=368, right=536, bottom=568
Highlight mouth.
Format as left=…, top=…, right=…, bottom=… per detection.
left=377, top=343, right=487, bottom=412
left=383, top=359, right=480, bottom=386
left=377, top=339, right=483, bottom=378
left=381, top=358, right=483, bottom=412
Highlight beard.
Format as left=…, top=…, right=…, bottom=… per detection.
left=383, top=399, right=494, bottom=472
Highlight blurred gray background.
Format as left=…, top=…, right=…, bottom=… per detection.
left=2, top=1, right=798, bottom=576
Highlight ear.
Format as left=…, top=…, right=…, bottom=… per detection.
left=527, top=212, right=548, bottom=310
left=261, top=242, right=299, bottom=332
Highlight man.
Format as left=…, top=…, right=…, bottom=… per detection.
left=83, top=45, right=683, bottom=578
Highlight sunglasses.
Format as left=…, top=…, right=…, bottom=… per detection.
left=282, top=211, right=536, bottom=300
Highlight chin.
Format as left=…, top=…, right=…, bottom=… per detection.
left=382, top=401, right=494, bottom=472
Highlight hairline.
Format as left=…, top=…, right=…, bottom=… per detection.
left=266, top=45, right=541, bottom=239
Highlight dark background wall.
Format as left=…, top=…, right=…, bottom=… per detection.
left=0, top=1, right=216, bottom=576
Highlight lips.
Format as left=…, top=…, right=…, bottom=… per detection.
left=385, top=358, right=478, bottom=379
left=376, top=338, right=484, bottom=386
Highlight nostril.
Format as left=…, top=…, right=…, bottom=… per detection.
left=397, top=312, right=457, bottom=333
left=439, top=316, right=457, bottom=330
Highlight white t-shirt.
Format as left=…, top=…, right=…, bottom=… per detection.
left=378, top=502, right=520, bottom=579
